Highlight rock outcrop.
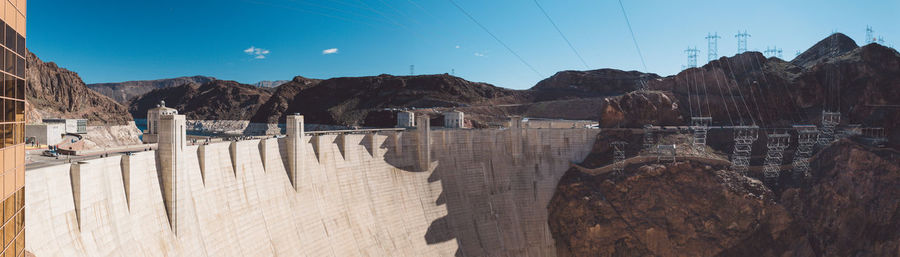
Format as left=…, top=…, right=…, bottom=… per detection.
left=26, top=51, right=134, bottom=125
left=128, top=80, right=272, bottom=120
left=87, top=75, right=215, bottom=103
left=530, top=69, right=660, bottom=101
left=548, top=138, right=899, bottom=257
left=599, top=90, right=682, bottom=128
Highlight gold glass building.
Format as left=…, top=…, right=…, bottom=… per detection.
left=0, top=0, right=24, bottom=256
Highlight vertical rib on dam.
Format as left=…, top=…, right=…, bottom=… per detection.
left=25, top=115, right=598, bottom=257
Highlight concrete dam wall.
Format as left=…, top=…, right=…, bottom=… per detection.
left=25, top=115, right=598, bottom=257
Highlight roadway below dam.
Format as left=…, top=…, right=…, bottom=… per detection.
left=24, top=126, right=598, bottom=256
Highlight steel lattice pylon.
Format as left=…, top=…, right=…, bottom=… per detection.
left=642, top=124, right=656, bottom=154
left=764, top=132, right=791, bottom=187
left=791, top=125, right=817, bottom=180
left=731, top=126, right=759, bottom=176
left=611, top=141, right=628, bottom=175
left=818, top=111, right=840, bottom=146
left=691, top=117, right=712, bottom=153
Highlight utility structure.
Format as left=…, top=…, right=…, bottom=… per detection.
left=657, top=144, right=676, bottom=163
left=735, top=30, right=751, bottom=54
left=877, top=36, right=886, bottom=45
left=685, top=47, right=700, bottom=69
left=861, top=127, right=887, bottom=147
left=691, top=117, right=711, bottom=153
left=866, top=26, right=875, bottom=44
left=791, top=125, right=817, bottom=179
left=642, top=124, right=656, bottom=153
left=706, top=32, right=720, bottom=62
left=611, top=141, right=628, bottom=175
left=764, top=46, right=783, bottom=58
left=410, top=65, right=415, bottom=75
left=731, top=125, right=758, bottom=175
left=763, top=132, right=791, bottom=186
left=818, top=111, right=841, bottom=146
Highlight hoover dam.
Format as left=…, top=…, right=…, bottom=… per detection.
left=24, top=115, right=598, bottom=257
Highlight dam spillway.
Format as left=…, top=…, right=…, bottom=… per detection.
left=25, top=116, right=597, bottom=257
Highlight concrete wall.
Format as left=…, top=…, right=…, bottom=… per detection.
left=25, top=123, right=64, bottom=145
left=25, top=127, right=598, bottom=256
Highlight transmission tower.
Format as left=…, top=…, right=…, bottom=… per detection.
left=763, top=132, right=791, bottom=186
left=611, top=141, right=628, bottom=175
left=451, top=68, right=455, bottom=75
left=691, top=117, right=711, bottom=153
left=706, top=33, right=721, bottom=63
left=410, top=65, right=415, bottom=75
left=764, top=46, right=783, bottom=58
left=735, top=30, right=751, bottom=54
left=791, top=125, right=817, bottom=180
left=866, top=26, right=875, bottom=44
left=685, top=47, right=700, bottom=69
left=642, top=124, right=656, bottom=153
left=731, top=125, right=758, bottom=175
left=877, top=36, right=886, bottom=45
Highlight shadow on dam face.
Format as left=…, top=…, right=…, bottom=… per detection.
left=382, top=129, right=598, bottom=257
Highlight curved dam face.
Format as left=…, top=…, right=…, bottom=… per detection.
left=25, top=127, right=597, bottom=256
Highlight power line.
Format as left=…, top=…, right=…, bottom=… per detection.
left=617, top=0, right=648, bottom=71
left=533, top=0, right=589, bottom=69
left=447, top=0, right=544, bottom=77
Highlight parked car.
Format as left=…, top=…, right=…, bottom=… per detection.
left=42, top=150, right=59, bottom=157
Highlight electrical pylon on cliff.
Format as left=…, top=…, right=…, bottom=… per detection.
left=731, top=125, right=758, bottom=176
left=791, top=125, right=817, bottom=180
left=763, top=132, right=791, bottom=187
left=691, top=117, right=712, bottom=153
left=818, top=111, right=840, bottom=146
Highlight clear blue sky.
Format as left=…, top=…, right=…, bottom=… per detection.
left=28, top=0, right=899, bottom=89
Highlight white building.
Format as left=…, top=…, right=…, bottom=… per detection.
left=397, top=111, right=415, bottom=128
left=143, top=101, right=178, bottom=143
left=443, top=111, right=464, bottom=128
left=25, top=123, right=66, bottom=145
left=42, top=118, right=87, bottom=134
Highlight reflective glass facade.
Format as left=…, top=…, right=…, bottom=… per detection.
left=0, top=0, right=24, bottom=256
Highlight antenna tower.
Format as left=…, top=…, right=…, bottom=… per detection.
left=866, top=26, right=875, bottom=44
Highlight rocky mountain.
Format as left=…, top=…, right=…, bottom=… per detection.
left=548, top=138, right=898, bottom=256
left=529, top=69, right=660, bottom=101
left=603, top=33, right=899, bottom=148
left=253, top=80, right=291, bottom=88
left=88, top=75, right=216, bottom=103
left=791, top=33, right=860, bottom=68
left=250, top=73, right=523, bottom=125
left=26, top=51, right=134, bottom=125
left=129, top=80, right=272, bottom=120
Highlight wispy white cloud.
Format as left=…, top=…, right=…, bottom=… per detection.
left=322, top=48, right=339, bottom=55
left=474, top=52, right=485, bottom=57
left=455, top=45, right=460, bottom=49
left=244, top=46, right=270, bottom=59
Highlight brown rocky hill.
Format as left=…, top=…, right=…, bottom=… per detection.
left=250, top=73, right=523, bottom=125
left=26, top=51, right=133, bottom=125
left=129, top=80, right=272, bottom=120
left=605, top=33, right=899, bottom=148
left=88, top=75, right=216, bottom=103
left=529, top=69, right=659, bottom=101
left=548, top=138, right=899, bottom=257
